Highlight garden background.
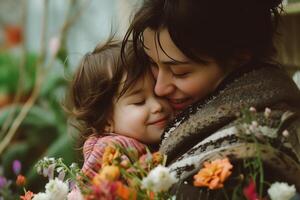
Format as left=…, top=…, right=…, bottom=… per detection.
left=0, top=0, right=299, bottom=194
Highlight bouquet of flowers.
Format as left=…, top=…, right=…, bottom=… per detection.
left=191, top=107, right=300, bottom=200
left=18, top=145, right=177, bottom=200
left=4, top=107, right=300, bottom=200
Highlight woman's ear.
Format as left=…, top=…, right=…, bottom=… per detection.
left=104, top=119, right=114, bottom=133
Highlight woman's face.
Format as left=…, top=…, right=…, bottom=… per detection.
left=143, top=28, right=227, bottom=111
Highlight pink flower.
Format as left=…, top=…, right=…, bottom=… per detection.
left=243, top=180, right=259, bottom=200
left=49, top=36, right=61, bottom=56
left=20, top=191, right=34, bottom=200
left=0, top=176, right=7, bottom=188
left=67, top=186, right=84, bottom=200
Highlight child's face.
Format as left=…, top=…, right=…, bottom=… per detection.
left=109, top=73, right=173, bottom=144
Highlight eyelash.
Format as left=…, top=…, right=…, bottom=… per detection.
left=149, top=60, right=189, bottom=78
left=172, top=72, right=189, bottom=78
left=133, top=100, right=145, bottom=106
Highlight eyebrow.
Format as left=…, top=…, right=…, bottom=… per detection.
left=161, top=60, right=190, bottom=65
left=147, top=56, right=190, bottom=66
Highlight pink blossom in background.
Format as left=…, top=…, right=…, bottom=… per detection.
left=0, top=176, right=7, bottom=188
left=49, top=36, right=61, bottom=56
left=67, top=186, right=84, bottom=200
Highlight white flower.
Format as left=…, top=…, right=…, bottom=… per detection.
left=268, top=182, right=296, bottom=200
left=32, top=193, right=50, bottom=200
left=282, top=130, right=289, bottom=137
left=45, top=178, right=69, bottom=200
left=259, top=126, right=277, bottom=138
left=251, top=121, right=258, bottom=128
left=141, top=165, right=177, bottom=193
left=249, top=107, right=256, bottom=113
left=264, top=107, right=271, bottom=118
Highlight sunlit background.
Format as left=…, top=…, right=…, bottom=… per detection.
left=0, top=0, right=299, bottom=196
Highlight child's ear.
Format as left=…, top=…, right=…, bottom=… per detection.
left=104, top=119, right=114, bottom=133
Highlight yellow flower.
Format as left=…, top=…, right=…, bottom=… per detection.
left=93, top=165, right=120, bottom=185
left=193, top=158, right=233, bottom=190
left=152, top=152, right=164, bottom=166
left=102, top=145, right=120, bottom=167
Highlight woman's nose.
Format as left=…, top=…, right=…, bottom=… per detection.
left=154, top=71, right=174, bottom=97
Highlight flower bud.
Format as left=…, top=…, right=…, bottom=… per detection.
left=16, top=175, right=26, bottom=186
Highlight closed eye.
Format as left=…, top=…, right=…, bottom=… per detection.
left=172, top=71, right=190, bottom=78
left=132, top=100, right=145, bottom=106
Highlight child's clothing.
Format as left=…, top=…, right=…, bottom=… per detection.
left=82, top=134, right=147, bottom=179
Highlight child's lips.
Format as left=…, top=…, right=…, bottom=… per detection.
left=148, top=117, right=168, bottom=128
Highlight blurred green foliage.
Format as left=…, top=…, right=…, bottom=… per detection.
left=289, top=0, right=300, bottom=3
left=0, top=52, right=81, bottom=192
left=0, top=53, right=36, bottom=95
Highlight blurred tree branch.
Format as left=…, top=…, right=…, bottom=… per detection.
left=0, top=0, right=28, bottom=139
left=0, top=0, right=89, bottom=154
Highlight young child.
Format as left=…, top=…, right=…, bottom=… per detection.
left=68, top=40, right=173, bottom=178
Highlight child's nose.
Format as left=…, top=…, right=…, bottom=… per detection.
left=150, top=98, right=163, bottom=113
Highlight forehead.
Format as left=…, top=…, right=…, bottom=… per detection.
left=143, top=28, right=189, bottom=63
left=118, top=73, right=154, bottom=99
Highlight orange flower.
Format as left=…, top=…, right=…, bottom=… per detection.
left=193, top=158, right=233, bottom=190
left=116, top=181, right=136, bottom=200
left=20, top=191, right=34, bottom=200
left=149, top=191, right=155, bottom=200
left=102, top=145, right=120, bottom=167
left=152, top=152, right=164, bottom=166
left=4, top=25, right=23, bottom=47
left=93, top=165, right=120, bottom=185
left=16, top=175, right=26, bottom=186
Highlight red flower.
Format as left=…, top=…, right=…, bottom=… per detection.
left=16, top=175, right=26, bottom=186
left=243, top=180, right=259, bottom=200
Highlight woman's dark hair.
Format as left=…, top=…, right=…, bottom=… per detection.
left=66, top=39, right=144, bottom=139
left=122, top=0, right=283, bottom=67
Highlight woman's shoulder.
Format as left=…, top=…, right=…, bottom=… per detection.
left=160, top=62, right=300, bottom=162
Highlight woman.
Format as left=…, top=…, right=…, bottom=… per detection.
left=122, top=0, right=300, bottom=198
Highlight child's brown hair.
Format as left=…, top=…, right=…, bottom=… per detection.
left=67, top=39, right=145, bottom=139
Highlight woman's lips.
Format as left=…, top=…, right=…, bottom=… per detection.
left=168, top=98, right=191, bottom=110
